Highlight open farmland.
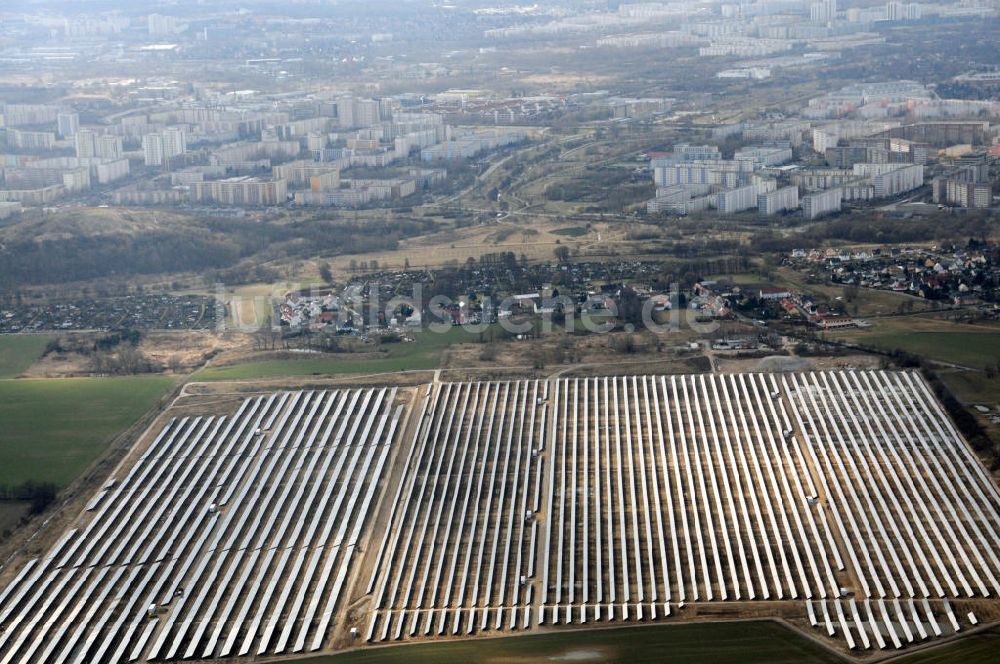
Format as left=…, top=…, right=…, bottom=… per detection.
left=1, top=370, right=999, bottom=663
left=196, top=327, right=476, bottom=381
left=0, top=335, right=52, bottom=378
left=281, top=621, right=849, bottom=664
left=851, top=330, right=1000, bottom=370
left=0, top=376, right=175, bottom=489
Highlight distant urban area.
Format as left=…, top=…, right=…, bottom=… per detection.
left=0, top=2, right=999, bottom=664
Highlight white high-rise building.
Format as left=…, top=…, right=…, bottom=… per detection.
left=872, top=164, right=923, bottom=198
left=355, top=100, right=380, bottom=128
left=97, top=135, right=123, bottom=160
left=885, top=1, right=918, bottom=20
left=336, top=98, right=355, bottom=128
left=148, top=14, right=180, bottom=36
left=76, top=130, right=122, bottom=160
left=74, top=129, right=97, bottom=158
left=802, top=188, right=843, bottom=219
left=142, top=133, right=165, bottom=166
left=758, top=186, right=800, bottom=215
left=143, top=128, right=186, bottom=166
left=57, top=112, right=79, bottom=139
left=161, top=127, right=187, bottom=158
left=716, top=184, right=758, bottom=213
left=810, top=0, right=837, bottom=22
left=812, top=129, right=838, bottom=154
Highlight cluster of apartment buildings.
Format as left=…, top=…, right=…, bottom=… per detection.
left=788, top=133, right=928, bottom=213
left=485, top=0, right=997, bottom=63
left=931, top=154, right=993, bottom=209
left=591, top=4, right=995, bottom=93
left=419, top=127, right=527, bottom=162
left=0, top=91, right=530, bottom=210
left=648, top=131, right=986, bottom=220
left=0, top=104, right=133, bottom=205
left=805, top=81, right=1000, bottom=121
left=292, top=169, right=444, bottom=209
left=650, top=76, right=999, bottom=219
left=647, top=143, right=802, bottom=216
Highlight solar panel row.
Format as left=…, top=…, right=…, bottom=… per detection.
left=366, top=371, right=1000, bottom=653
left=0, top=388, right=400, bottom=664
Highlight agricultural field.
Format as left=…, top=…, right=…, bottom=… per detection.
left=850, top=331, right=1000, bottom=370
left=284, top=621, right=848, bottom=664
left=890, top=628, right=1000, bottom=664
left=831, top=316, right=1000, bottom=370
left=0, top=335, right=52, bottom=378
left=196, top=327, right=480, bottom=381
left=858, top=330, right=1000, bottom=369
left=0, top=376, right=174, bottom=489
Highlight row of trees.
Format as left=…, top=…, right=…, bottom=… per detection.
left=0, top=212, right=438, bottom=289
left=89, top=345, right=160, bottom=375
left=0, top=480, right=59, bottom=514
left=41, top=330, right=161, bottom=375
left=0, top=231, right=241, bottom=287
left=750, top=214, right=993, bottom=254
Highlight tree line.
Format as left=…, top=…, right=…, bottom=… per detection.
left=0, top=214, right=437, bottom=289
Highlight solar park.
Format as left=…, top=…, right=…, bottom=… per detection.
left=1, top=370, right=999, bottom=662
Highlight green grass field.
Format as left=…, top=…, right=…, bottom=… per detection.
left=0, top=376, right=174, bottom=488
left=0, top=335, right=53, bottom=378
left=281, top=622, right=847, bottom=664
left=196, top=326, right=484, bottom=381
left=894, top=629, right=1000, bottom=663
left=194, top=355, right=440, bottom=381
left=551, top=226, right=589, bottom=237
left=702, top=273, right=765, bottom=286
left=852, top=331, right=1000, bottom=370
left=937, top=369, right=1000, bottom=406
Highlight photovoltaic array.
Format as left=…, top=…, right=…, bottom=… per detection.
left=1, top=371, right=998, bottom=662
